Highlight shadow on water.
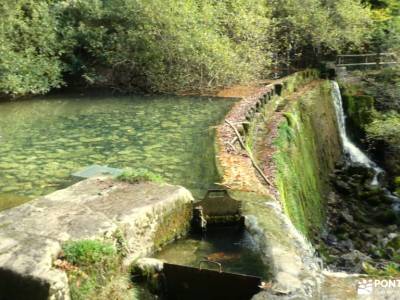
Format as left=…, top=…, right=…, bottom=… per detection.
left=155, top=227, right=269, bottom=279
left=0, top=193, right=31, bottom=211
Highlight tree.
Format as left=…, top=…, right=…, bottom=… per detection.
left=0, top=1, right=64, bottom=97
left=267, top=0, right=372, bottom=70
left=366, top=0, right=400, bottom=53
left=0, top=0, right=376, bottom=97
left=58, top=0, right=270, bottom=93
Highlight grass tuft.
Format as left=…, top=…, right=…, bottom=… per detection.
left=62, top=240, right=116, bottom=266
left=59, top=239, right=138, bottom=300
left=117, top=168, right=164, bottom=184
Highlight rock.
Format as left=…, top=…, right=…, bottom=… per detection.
left=339, top=211, right=354, bottom=224
left=343, top=163, right=371, bottom=177
left=334, top=180, right=352, bottom=194
left=326, top=234, right=338, bottom=245
left=363, top=195, right=381, bottom=206
left=373, top=209, right=397, bottom=225
left=385, top=247, right=395, bottom=258
left=359, top=187, right=382, bottom=198
left=367, top=227, right=384, bottom=236
left=337, top=239, right=354, bottom=251
left=386, top=236, right=400, bottom=251
left=340, top=250, right=372, bottom=273
left=131, top=257, right=164, bottom=279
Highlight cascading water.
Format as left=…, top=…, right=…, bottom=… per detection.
left=331, top=81, right=400, bottom=212
left=331, top=81, right=383, bottom=185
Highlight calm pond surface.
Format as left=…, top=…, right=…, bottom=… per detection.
left=155, top=228, right=269, bottom=279
left=0, top=94, right=235, bottom=210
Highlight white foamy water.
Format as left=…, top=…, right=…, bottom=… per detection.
left=331, top=81, right=383, bottom=185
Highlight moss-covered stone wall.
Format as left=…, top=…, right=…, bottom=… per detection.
left=273, top=81, right=341, bottom=236
left=215, top=69, right=320, bottom=196
left=341, top=84, right=375, bottom=142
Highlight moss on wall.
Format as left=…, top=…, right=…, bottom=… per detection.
left=341, top=86, right=375, bottom=141
left=246, top=70, right=320, bottom=154
left=152, top=201, right=192, bottom=251
left=273, top=82, right=341, bottom=236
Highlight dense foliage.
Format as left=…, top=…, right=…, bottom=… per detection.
left=268, top=0, right=372, bottom=69
left=59, top=0, right=270, bottom=93
left=345, top=67, right=400, bottom=184
left=363, top=67, right=400, bottom=149
left=366, top=112, right=400, bottom=144
left=365, top=0, right=400, bottom=53
left=0, top=0, right=382, bottom=97
left=0, top=1, right=64, bottom=96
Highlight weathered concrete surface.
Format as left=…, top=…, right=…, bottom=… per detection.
left=0, top=177, right=193, bottom=299
left=229, top=191, right=323, bottom=299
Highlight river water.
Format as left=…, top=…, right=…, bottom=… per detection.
left=0, top=93, right=235, bottom=210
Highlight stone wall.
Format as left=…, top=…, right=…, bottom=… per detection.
left=215, top=70, right=319, bottom=197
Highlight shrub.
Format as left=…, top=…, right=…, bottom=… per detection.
left=366, top=112, right=400, bottom=144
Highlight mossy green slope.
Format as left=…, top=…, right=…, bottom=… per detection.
left=273, top=82, right=341, bottom=236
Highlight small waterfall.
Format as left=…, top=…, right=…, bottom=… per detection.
left=331, top=81, right=383, bottom=185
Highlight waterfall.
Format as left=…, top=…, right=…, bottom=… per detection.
left=331, top=81, right=382, bottom=185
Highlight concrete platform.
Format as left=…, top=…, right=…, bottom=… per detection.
left=0, top=177, right=193, bottom=299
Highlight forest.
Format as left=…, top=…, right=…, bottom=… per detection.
left=0, top=0, right=398, bottom=97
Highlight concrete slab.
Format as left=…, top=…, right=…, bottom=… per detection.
left=71, top=164, right=123, bottom=179
left=0, top=177, right=193, bottom=299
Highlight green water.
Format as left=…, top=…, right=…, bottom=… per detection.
left=154, top=228, right=269, bottom=279
left=0, top=94, right=235, bottom=210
